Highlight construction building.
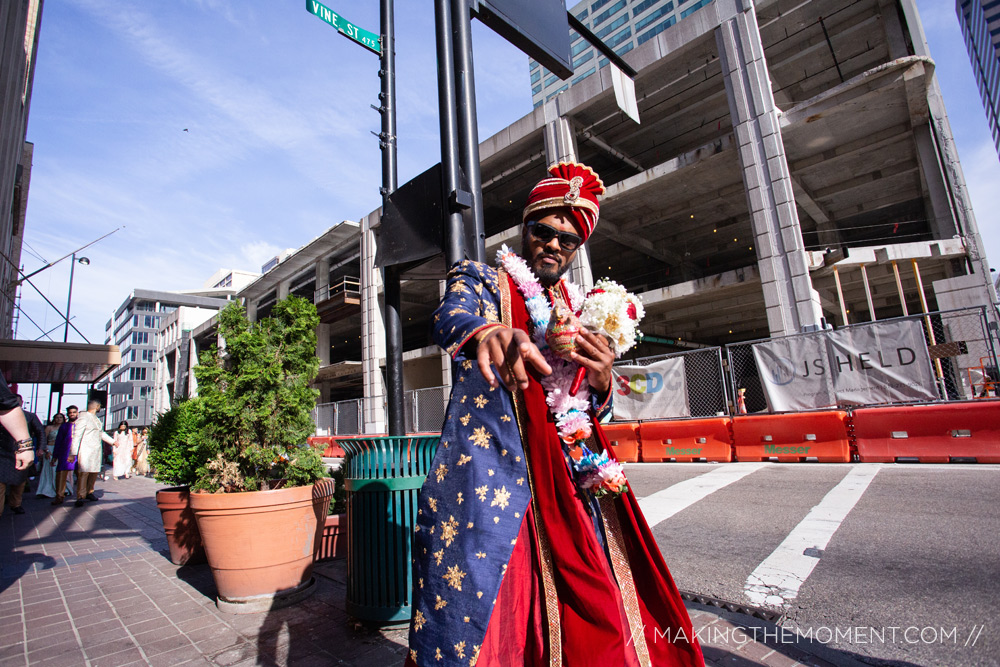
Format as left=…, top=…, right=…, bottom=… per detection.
left=234, top=0, right=998, bottom=433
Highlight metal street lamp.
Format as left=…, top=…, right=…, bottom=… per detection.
left=64, top=254, right=90, bottom=342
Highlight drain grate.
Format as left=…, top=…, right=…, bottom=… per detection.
left=680, top=590, right=784, bottom=623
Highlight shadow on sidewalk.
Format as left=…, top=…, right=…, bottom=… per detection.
left=0, top=551, right=58, bottom=593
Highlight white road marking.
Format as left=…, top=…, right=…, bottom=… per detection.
left=744, top=464, right=881, bottom=607
left=638, top=463, right=767, bottom=528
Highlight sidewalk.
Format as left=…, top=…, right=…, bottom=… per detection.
left=1, top=475, right=867, bottom=667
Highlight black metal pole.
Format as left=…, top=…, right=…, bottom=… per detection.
left=451, top=0, right=485, bottom=263
left=435, top=0, right=466, bottom=268
left=381, top=0, right=404, bottom=436
left=64, top=253, right=76, bottom=343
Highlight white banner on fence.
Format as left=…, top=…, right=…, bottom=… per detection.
left=752, top=320, right=938, bottom=411
left=612, top=356, right=690, bottom=420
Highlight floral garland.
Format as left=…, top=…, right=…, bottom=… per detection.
left=497, top=245, right=627, bottom=497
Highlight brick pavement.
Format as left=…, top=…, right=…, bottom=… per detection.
left=1, top=474, right=869, bottom=666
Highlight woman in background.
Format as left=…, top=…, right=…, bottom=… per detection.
left=111, top=421, right=134, bottom=480
left=35, top=413, right=65, bottom=497
left=133, top=427, right=150, bottom=476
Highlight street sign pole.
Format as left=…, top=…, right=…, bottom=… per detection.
left=380, top=0, right=405, bottom=437
left=305, top=0, right=381, bottom=54
left=452, top=0, right=485, bottom=263
left=304, top=0, right=402, bottom=435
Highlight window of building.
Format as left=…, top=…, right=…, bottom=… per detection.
left=572, top=66, right=597, bottom=85
left=531, top=70, right=541, bottom=84
left=595, top=14, right=627, bottom=39
left=591, top=0, right=612, bottom=12
left=606, top=27, right=632, bottom=49
left=681, top=0, right=712, bottom=19
left=592, top=0, right=626, bottom=27
left=636, top=5, right=673, bottom=32
left=632, top=0, right=661, bottom=17
left=573, top=50, right=594, bottom=69
left=637, top=16, right=675, bottom=45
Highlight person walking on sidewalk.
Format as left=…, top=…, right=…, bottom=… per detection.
left=132, top=427, right=149, bottom=477
left=50, top=406, right=78, bottom=505
left=111, top=421, right=134, bottom=480
left=68, top=400, right=113, bottom=508
left=3, top=396, right=45, bottom=514
left=0, top=370, right=34, bottom=517
left=35, top=412, right=65, bottom=498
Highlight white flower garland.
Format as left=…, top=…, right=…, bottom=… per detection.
left=497, top=245, right=628, bottom=496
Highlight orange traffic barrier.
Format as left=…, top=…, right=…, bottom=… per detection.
left=638, top=418, right=733, bottom=462
left=308, top=436, right=346, bottom=458
left=600, top=422, right=640, bottom=462
left=732, top=411, right=851, bottom=462
left=852, top=401, right=1000, bottom=463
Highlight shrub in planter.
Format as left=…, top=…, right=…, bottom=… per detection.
left=186, top=296, right=334, bottom=612
left=148, top=399, right=210, bottom=565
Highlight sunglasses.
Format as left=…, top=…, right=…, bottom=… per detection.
left=527, top=221, right=582, bottom=252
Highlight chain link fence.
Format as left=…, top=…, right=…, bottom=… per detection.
left=313, top=386, right=450, bottom=435
left=311, top=307, right=998, bottom=429
left=611, top=347, right=727, bottom=420
left=725, top=306, right=999, bottom=414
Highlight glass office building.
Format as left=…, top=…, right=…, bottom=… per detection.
left=957, top=0, right=1000, bottom=157
left=529, top=0, right=712, bottom=107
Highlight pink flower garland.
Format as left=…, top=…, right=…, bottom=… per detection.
left=497, top=246, right=627, bottom=497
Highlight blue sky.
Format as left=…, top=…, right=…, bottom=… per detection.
left=16, top=1, right=1000, bottom=411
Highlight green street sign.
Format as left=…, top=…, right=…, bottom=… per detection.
left=306, top=0, right=381, bottom=55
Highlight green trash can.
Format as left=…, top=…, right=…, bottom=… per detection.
left=340, top=435, right=440, bottom=623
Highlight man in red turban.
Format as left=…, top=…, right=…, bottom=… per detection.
left=407, top=163, right=703, bottom=667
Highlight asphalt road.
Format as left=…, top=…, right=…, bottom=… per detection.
left=626, top=462, right=1000, bottom=667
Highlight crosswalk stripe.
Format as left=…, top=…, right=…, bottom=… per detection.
left=744, top=464, right=881, bottom=608
left=638, top=463, right=767, bottom=528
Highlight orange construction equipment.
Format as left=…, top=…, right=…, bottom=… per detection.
left=853, top=401, right=1000, bottom=463
left=732, top=411, right=851, bottom=462
left=601, top=422, right=640, bottom=462
left=638, top=418, right=733, bottom=462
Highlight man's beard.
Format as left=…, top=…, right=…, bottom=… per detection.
left=521, top=239, right=570, bottom=287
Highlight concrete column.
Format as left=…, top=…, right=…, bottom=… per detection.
left=245, top=300, right=258, bottom=322
left=315, top=258, right=330, bottom=299
left=542, top=99, right=594, bottom=290
left=277, top=280, right=290, bottom=300
left=543, top=98, right=578, bottom=165
left=361, top=211, right=387, bottom=433
left=314, top=256, right=332, bottom=368
left=716, top=8, right=822, bottom=336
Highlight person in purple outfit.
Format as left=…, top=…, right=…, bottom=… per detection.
left=50, top=405, right=78, bottom=505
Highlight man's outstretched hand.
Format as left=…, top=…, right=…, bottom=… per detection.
left=477, top=327, right=553, bottom=391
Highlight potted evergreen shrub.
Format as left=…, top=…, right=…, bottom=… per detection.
left=148, top=398, right=209, bottom=565
left=187, top=296, right=334, bottom=613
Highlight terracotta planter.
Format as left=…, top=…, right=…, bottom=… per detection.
left=315, top=513, right=348, bottom=562
left=155, top=486, right=207, bottom=566
left=190, top=478, right=335, bottom=611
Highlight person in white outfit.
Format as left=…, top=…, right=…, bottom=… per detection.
left=112, top=421, right=134, bottom=480
left=68, top=400, right=114, bottom=508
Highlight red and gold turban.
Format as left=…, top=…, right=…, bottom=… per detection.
left=522, top=162, right=606, bottom=242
